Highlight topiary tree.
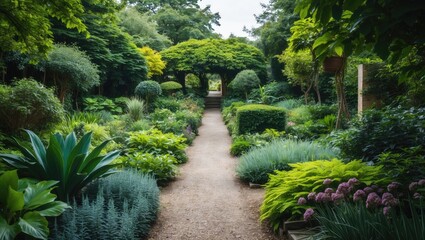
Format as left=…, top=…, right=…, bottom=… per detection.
left=228, top=70, right=261, bottom=99
left=160, top=81, right=182, bottom=95
left=135, top=80, right=162, bottom=107
left=0, top=79, right=64, bottom=134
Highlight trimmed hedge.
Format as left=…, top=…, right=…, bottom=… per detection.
left=160, top=81, right=182, bottom=95
left=236, top=104, right=286, bottom=135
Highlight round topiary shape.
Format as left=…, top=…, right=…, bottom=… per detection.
left=228, top=69, right=261, bottom=99
left=135, top=80, right=162, bottom=106
left=160, top=81, right=183, bottom=95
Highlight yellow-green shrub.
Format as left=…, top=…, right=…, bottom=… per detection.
left=260, top=159, right=389, bottom=231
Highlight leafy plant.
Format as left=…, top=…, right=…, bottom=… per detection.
left=260, top=159, right=388, bottom=231
left=116, top=153, right=178, bottom=182
left=127, top=129, right=188, bottom=163
left=273, top=99, right=304, bottom=110
left=236, top=104, right=286, bottom=135
left=52, top=170, right=159, bottom=239
left=0, top=130, right=120, bottom=201
left=134, top=80, right=162, bottom=107
left=126, top=98, right=145, bottom=122
left=228, top=70, right=261, bottom=99
left=83, top=96, right=123, bottom=115
left=0, top=170, right=69, bottom=240
left=230, top=139, right=251, bottom=156
left=236, top=140, right=337, bottom=184
left=230, top=129, right=287, bottom=156
left=160, top=81, right=182, bottom=95
left=0, top=79, right=64, bottom=134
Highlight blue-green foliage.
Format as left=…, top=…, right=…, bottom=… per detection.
left=51, top=170, right=159, bottom=240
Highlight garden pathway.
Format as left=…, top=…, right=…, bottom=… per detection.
left=147, top=108, right=278, bottom=240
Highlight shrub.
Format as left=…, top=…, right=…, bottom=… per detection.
left=126, top=98, right=145, bottom=122
left=273, top=98, right=304, bottom=110
left=0, top=130, right=120, bottom=201
left=160, top=81, right=182, bottom=95
left=236, top=104, right=286, bottom=135
left=83, top=96, right=123, bottom=115
left=230, top=139, right=251, bottom=156
left=154, top=97, right=181, bottom=112
left=134, top=80, right=162, bottom=106
left=0, top=79, right=64, bottom=133
left=116, top=153, right=178, bottom=182
left=0, top=170, right=69, bottom=240
left=230, top=129, right=286, bottom=156
left=228, top=70, right=261, bottom=98
left=236, top=140, right=338, bottom=184
left=129, top=119, right=152, bottom=132
left=260, top=159, right=388, bottom=230
left=329, top=106, right=425, bottom=162
left=52, top=170, right=159, bottom=239
left=286, top=105, right=312, bottom=124
left=127, top=129, right=188, bottom=163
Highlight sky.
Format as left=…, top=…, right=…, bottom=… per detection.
left=198, top=0, right=269, bottom=39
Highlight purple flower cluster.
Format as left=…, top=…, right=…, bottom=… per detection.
left=300, top=178, right=425, bottom=221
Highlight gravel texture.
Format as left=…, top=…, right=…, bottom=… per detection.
left=147, top=108, right=278, bottom=240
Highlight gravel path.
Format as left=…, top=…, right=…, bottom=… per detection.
left=147, top=109, right=278, bottom=240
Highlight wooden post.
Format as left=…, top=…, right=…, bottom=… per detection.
left=358, top=64, right=381, bottom=114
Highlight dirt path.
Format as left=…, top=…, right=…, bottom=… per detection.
left=147, top=109, right=278, bottom=240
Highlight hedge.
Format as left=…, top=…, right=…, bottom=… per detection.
left=236, top=104, right=286, bottom=135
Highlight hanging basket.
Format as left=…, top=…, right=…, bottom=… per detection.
left=323, top=56, right=344, bottom=73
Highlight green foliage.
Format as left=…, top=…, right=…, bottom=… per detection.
left=0, top=130, right=120, bottom=201
left=126, top=98, right=145, bottom=122
left=127, top=129, right=188, bottom=164
left=273, top=99, right=304, bottom=110
left=315, top=201, right=425, bottom=240
left=160, top=81, right=183, bottom=95
left=44, top=44, right=100, bottom=102
left=0, top=170, right=69, bottom=240
left=52, top=170, right=159, bottom=239
left=329, top=106, right=425, bottom=162
left=248, top=81, right=289, bottom=104
left=138, top=46, right=166, bottom=77
left=230, top=129, right=286, bottom=156
left=286, top=105, right=312, bottom=124
left=236, top=140, right=338, bottom=184
left=236, top=104, right=286, bottom=135
left=0, top=0, right=87, bottom=58
left=129, top=119, right=152, bottom=132
left=377, top=147, right=425, bottom=185
left=134, top=80, right=162, bottom=106
left=83, top=96, right=123, bottom=115
left=228, top=70, right=261, bottom=99
left=116, top=153, right=178, bottom=182
left=260, top=159, right=388, bottom=230
left=0, top=79, right=64, bottom=134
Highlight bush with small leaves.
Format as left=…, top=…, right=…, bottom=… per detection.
left=160, top=81, right=183, bottom=95
left=0, top=79, right=64, bottom=133
left=228, top=70, right=261, bottom=99
left=134, top=80, right=162, bottom=106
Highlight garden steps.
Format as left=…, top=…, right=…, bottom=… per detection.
left=205, top=91, right=222, bottom=108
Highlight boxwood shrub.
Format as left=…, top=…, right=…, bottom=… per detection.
left=160, top=81, right=182, bottom=95
left=236, top=104, right=286, bottom=135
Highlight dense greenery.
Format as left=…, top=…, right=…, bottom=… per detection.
left=228, top=70, right=261, bottom=99
left=235, top=104, right=286, bottom=135
left=236, top=140, right=338, bottom=184
left=52, top=170, right=160, bottom=239
left=0, top=79, right=64, bottom=134
left=260, top=159, right=388, bottom=230
left=135, top=80, right=162, bottom=106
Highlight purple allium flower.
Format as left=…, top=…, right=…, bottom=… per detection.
left=387, top=182, right=401, bottom=192
left=303, top=208, right=315, bottom=221
left=323, top=179, right=333, bottom=185
left=298, top=197, right=307, bottom=205
left=307, top=192, right=316, bottom=201
left=364, top=187, right=374, bottom=194
left=325, top=188, right=334, bottom=194
left=331, top=193, right=345, bottom=202
left=381, top=192, right=399, bottom=207
left=418, top=179, right=425, bottom=186
left=383, top=206, right=391, bottom=216
left=348, top=178, right=359, bottom=186
left=414, top=192, right=422, bottom=199
left=336, top=182, right=350, bottom=195
left=409, top=182, right=419, bottom=192
left=353, top=190, right=366, bottom=202
left=366, top=192, right=382, bottom=208
left=315, top=192, right=331, bottom=203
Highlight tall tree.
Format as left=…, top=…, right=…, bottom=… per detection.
left=0, top=0, right=87, bottom=59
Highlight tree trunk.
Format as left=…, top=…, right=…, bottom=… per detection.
left=175, top=71, right=187, bottom=94
left=219, top=73, right=229, bottom=96
left=198, top=73, right=209, bottom=94
left=334, top=58, right=350, bottom=129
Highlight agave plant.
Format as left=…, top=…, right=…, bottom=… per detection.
left=0, top=130, right=120, bottom=201
left=0, top=170, right=69, bottom=240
